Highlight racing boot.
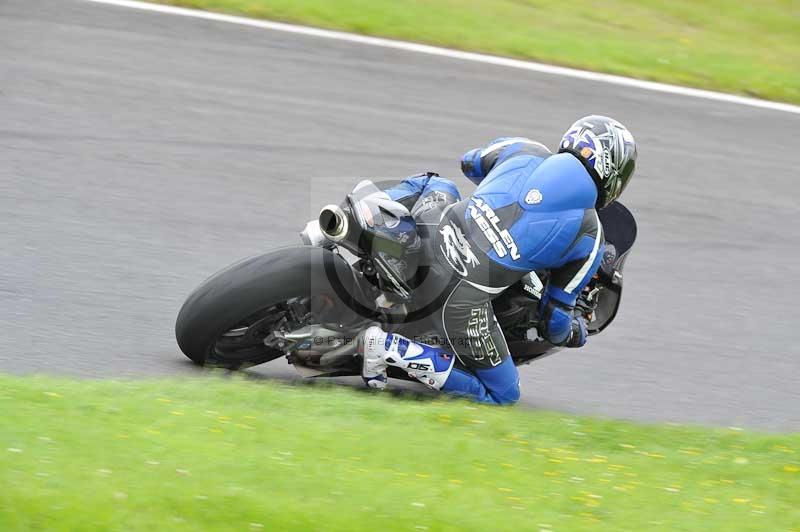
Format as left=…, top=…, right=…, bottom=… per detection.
left=358, top=326, right=455, bottom=390
left=358, top=326, right=389, bottom=389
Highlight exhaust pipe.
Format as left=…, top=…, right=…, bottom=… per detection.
left=318, top=204, right=349, bottom=242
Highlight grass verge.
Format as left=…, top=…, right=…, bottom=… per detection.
left=1, top=374, right=798, bottom=531
left=157, top=0, right=800, bottom=104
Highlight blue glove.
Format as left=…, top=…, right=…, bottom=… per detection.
left=566, top=316, right=588, bottom=348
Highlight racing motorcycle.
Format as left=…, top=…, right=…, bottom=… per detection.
left=175, top=181, right=636, bottom=382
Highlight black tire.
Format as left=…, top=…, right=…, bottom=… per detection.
left=175, top=246, right=361, bottom=367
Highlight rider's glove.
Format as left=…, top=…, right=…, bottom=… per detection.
left=565, top=316, right=588, bottom=348
left=540, top=301, right=588, bottom=348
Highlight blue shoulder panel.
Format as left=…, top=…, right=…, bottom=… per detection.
left=467, top=153, right=598, bottom=272
left=462, top=138, right=551, bottom=185
left=474, top=153, right=548, bottom=201
left=516, top=153, right=597, bottom=213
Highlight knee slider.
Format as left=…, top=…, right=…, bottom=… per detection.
left=493, top=380, right=520, bottom=405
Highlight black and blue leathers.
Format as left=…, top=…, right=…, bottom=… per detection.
left=380, top=137, right=604, bottom=404
left=461, top=137, right=604, bottom=345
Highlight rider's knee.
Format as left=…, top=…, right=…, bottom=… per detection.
left=475, top=357, right=520, bottom=405
left=490, top=381, right=521, bottom=405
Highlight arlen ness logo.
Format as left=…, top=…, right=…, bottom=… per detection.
left=469, top=198, right=520, bottom=260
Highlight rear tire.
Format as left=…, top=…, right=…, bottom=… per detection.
left=175, top=246, right=361, bottom=367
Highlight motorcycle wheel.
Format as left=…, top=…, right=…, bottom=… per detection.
left=175, top=246, right=360, bottom=369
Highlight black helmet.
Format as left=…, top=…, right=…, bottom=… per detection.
left=559, top=115, right=637, bottom=208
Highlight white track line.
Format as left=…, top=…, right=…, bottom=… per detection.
left=85, top=0, right=800, bottom=115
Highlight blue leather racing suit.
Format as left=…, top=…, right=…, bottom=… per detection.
left=383, top=137, right=604, bottom=404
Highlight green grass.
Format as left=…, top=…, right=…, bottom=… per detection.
left=1, top=375, right=799, bottom=530
left=158, top=0, right=800, bottom=104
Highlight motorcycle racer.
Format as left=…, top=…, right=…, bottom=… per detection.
left=358, top=115, right=637, bottom=404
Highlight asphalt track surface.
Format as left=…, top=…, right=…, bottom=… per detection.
left=2, top=0, right=799, bottom=430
